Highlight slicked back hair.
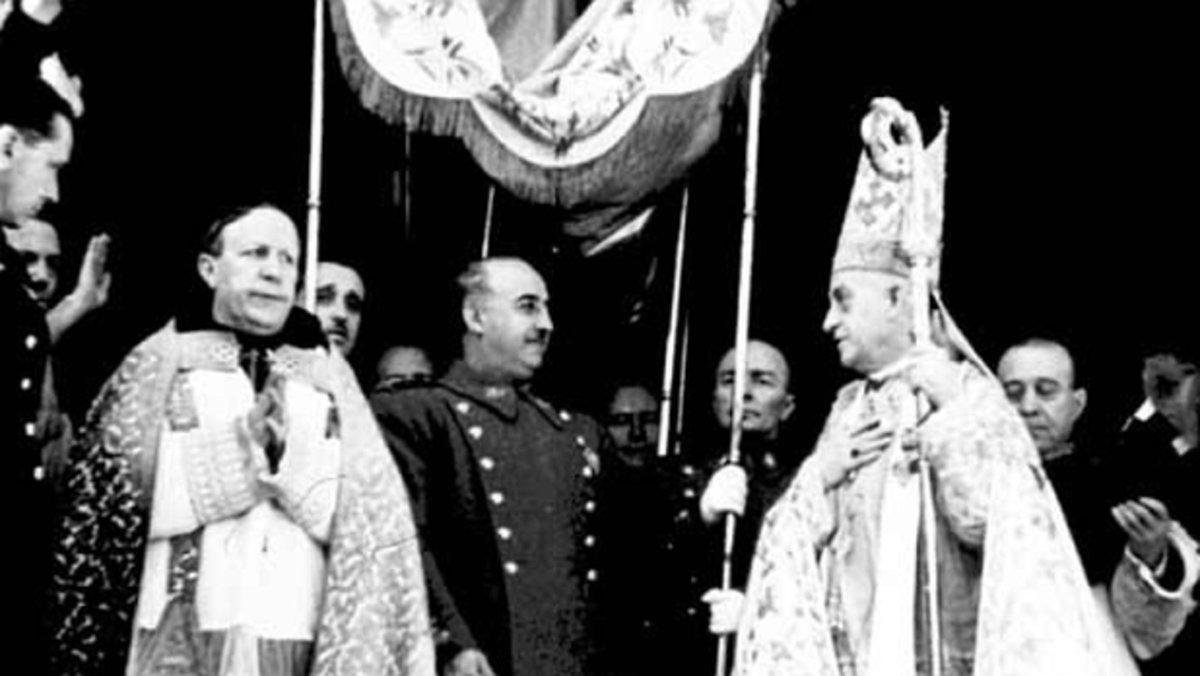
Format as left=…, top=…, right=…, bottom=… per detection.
left=1005, top=337, right=1081, bottom=389
left=199, top=203, right=280, bottom=257
left=456, top=259, right=492, bottom=309
left=456, top=257, right=534, bottom=310
left=0, top=76, right=73, bottom=142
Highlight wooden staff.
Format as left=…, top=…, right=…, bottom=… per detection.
left=302, top=0, right=325, bottom=312
left=657, top=188, right=691, bottom=458
left=715, top=44, right=768, bottom=676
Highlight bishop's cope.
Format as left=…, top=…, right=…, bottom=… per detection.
left=733, top=99, right=1122, bottom=676
left=47, top=205, right=434, bottom=676
left=372, top=257, right=609, bottom=676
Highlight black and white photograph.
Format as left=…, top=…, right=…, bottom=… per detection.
left=2, top=0, right=1195, bottom=673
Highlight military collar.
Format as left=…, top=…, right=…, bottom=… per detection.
left=440, top=360, right=565, bottom=428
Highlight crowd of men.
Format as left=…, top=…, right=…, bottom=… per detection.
left=5, top=3, right=1198, bottom=675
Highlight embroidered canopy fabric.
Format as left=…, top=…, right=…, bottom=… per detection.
left=330, top=0, right=774, bottom=246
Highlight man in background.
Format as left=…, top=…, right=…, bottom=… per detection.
left=999, top=338, right=1198, bottom=668
left=312, top=260, right=364, bottom=358
left=0, top=74, right=74, bottom=673
left=376, top=343, right=435, bottom=388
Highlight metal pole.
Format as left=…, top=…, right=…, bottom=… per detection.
left=715, top=45, right=767, bottom=676
left=911, top=261, right=942, bottom=676
left=401, top=124, right=413, bottom=241
left=900, top=104, right=947, bottom=676
left=657, top=188, right=691, bottom=458
left=481, top=185, right=496, bottom=258
left=670, top=314, right=691, bottom=458
left=302, top=0, right=325, bottom=312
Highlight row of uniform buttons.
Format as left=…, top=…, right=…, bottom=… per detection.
left=465, top=406, right=523, bottom=577
left=463, top=399, right=601, bottom=582
left=20, top=334, right=42, bottom=480
left=574, top=430, right=599, bottom=584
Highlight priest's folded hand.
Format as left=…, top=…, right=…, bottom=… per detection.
left=246, top=375, right=289, bottom=470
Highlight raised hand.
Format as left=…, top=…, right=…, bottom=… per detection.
left=71, top=233, right=112, bottom=312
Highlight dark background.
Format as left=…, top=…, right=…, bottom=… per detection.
left=45, top=1, right=1192, bottom=458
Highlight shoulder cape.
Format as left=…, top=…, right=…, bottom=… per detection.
left=48, top=321, right=435, bottom=675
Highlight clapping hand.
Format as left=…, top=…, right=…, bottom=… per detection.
left=1112, top=497, right=1172, bottom=568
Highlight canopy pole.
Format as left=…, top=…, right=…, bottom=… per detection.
left=303, top=0, right=326, bottom=311
left=670, top=314, right=691, bottom=458
left=657, top=187, right=691, bottom=458
left=715, top=44, right=768, bottom=676
left=481, top=185, right=496, bottom=258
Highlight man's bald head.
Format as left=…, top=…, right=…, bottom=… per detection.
left=998, top=338, right=1086, bottom=457
left=712, top=339, right=795, bottom=439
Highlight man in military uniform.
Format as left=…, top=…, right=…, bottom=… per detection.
left=373, top=257, right=607, bottom=676
left=1, top=74, right=73, bottom=673
left=699, top=339, right=800, bottom=611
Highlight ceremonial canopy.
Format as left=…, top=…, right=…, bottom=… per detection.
left=330, top=0, right=774, bottom=246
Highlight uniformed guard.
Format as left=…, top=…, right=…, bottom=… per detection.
left=1, top=74, right=75, bottom=674
left=372, top=257, right=608, bottom=676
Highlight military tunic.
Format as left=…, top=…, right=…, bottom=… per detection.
left=1, top=235, right=53, bottom=672
left=372, top=361, right=605, bottom=676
